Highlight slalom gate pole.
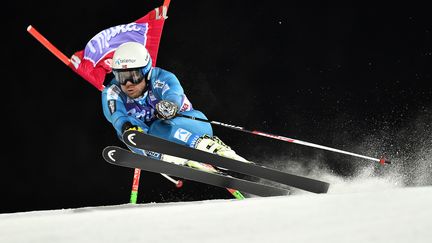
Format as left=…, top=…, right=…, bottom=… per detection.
left=176, top=113, right=391, bottom=165
left=27, top=25, right=70, bottom=65
left=130, top=168, right=141, bottom=203
left=205, top=165, right=244, bottom=199
left=26, top=25, right=181, bottom=204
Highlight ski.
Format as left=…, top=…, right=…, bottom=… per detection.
left=102, top=146, right=290, bottom=197
left=123, top=131, right=330, bottom=193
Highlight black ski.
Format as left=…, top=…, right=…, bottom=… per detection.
left=102, top=146, right=290, bottom=197
left=123, top=131, right=330, bottom=193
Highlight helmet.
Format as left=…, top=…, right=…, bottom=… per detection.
left=111, top=42, right=152, bottom=85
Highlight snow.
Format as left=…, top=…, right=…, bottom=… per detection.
left=1, top=186, right=431, bottom=243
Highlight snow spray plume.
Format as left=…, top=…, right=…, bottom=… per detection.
left=254, top=108, right=431, bottom=194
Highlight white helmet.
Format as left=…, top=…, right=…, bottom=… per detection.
left=112, top=42, right=152, bottom=71
left=111, top=42, right=152, bottom=85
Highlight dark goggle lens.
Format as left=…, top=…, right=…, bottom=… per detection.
left=114, top=69, right=145, bottom=85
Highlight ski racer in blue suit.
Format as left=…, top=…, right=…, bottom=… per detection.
left=102, top=42, right=212, bottom=150
left=101, top=42, right=249, bottom=165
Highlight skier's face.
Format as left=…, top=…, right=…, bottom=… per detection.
left=120, top=78, right=147, bottom=99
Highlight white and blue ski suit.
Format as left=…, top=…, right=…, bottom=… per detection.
left=102, top=67, right=213, bottom=152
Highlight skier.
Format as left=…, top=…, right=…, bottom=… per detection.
left=101, top=42, right=248, bottom=170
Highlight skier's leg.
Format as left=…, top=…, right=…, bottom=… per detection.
left=149, top=111, right=246, bottom=198
left=149, top=110, right=250, bottom=163
left=148, top=110, right=213, bottom=147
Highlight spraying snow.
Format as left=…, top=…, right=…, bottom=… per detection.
left=256, top=110, right=431, bottom=195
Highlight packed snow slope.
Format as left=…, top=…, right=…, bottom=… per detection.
left=1, top=186, right=431, bottom=243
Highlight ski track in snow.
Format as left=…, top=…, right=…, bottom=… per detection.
left=1, top=186, right=431, bottom=243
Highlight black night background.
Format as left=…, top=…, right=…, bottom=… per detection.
left=3, top=1, right=431, bottom=213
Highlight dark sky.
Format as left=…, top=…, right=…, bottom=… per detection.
left=3, top=1, right=431, bottom=213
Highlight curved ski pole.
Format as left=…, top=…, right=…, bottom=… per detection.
left=176, top=113, right=391, bottom=165
left=132, top=170, right=185, bottom=202
left=161, top=173, right=183, bottom=188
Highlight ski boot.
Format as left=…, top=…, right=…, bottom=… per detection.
left=194, top=135, right=252, bottom=163
left=163, top=135, right=251, bottom=172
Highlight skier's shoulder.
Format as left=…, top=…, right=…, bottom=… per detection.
left=102, top=79, right=123, bottom=100
left=151, top=67, right=178, bottom=81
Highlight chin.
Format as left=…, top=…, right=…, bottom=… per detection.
left=129, top=94, right=139, bottom=99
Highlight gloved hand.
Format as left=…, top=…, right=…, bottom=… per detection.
left=155, top=100, right=179, bottom=120
left=122, top=122, right=144, bottom=133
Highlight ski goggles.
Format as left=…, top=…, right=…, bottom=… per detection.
left=113, top=69, right=145, bottom=85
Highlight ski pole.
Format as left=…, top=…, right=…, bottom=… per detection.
left=176, top=113, right=391, bottom=165
left=161, top=173, right=183, bottom=188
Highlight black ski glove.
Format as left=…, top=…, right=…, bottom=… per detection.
left=121, top=122, right=144, bottom=133
left=155, top=100, right=179, bottom=120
